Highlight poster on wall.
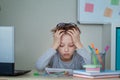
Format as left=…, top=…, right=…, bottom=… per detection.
left=77, top=0, right=120, bottom=24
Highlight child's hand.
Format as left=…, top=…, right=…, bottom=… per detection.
left=67, top=28, right=83, bottom=49
left=52, top=30, right=64, bottom=50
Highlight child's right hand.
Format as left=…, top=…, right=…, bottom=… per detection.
left=52, top=30, right=64, bottom=50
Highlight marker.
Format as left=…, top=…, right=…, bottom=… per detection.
left=33, top=72, right=40, bottom=76
left=101, top=45, right=110, bottom=54
left=88, top=45, right=94, bottom=53
left=95, top=48, right=99, bottom=54
left=105, top=45, right=110, bottom=52
left=88, top=45, right=98, bottom=65
left=96, top=49, right=102, bottom=63
left=91, top=43, right=95, bottom=49
left=95, top=48, right=104, bottom=70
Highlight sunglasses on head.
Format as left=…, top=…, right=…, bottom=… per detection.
left=56, top=23, right=77, bottom=27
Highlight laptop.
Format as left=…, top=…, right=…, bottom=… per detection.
left=0, top=26, right=31, bottom=76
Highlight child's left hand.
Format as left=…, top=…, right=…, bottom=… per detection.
left=67, top=28, right=83, bottom=49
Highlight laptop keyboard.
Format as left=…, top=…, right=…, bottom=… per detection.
left=14, top=70, right=31, bottom=76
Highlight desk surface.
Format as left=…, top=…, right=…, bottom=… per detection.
left=0, top=70, right=120, bottom=80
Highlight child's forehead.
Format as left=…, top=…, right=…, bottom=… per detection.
left=61, top=36, right=73, bottom=41
left=61, top=34, right=72, bottom=39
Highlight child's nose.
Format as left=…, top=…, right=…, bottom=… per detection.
left=64, top=47, right=69, bottom=52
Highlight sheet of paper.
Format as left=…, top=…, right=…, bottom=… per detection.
left=104, top=7, right=113, bottom=17
left=45, top=67, right=73, bottom=75
left=85, top=3, right=94, bottom=12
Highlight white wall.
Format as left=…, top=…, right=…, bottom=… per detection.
left=0, top=0, right=104, bottom=69
left=102, top=24, right=111, bottom=69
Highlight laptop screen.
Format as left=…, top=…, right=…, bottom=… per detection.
left=0, top=26, right=14, bottom=75
left=0, top=26, right=14, bottom=63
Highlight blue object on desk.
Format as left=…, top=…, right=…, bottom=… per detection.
left=116, top=27, right=120, bottom=70
left=73, top=70, right=120, bottom=76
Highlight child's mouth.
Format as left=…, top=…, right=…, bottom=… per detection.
left=63, top=54, right=70, bottom=56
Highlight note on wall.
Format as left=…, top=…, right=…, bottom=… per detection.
left=111, top=0, right=119, bottom=5
left=104, top=7, right=113, bottom=17
left=77, top=0, right=120, bottom=24
left=85, top=3, right=94, bottom=13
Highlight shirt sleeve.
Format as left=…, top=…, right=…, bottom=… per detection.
left=76, top=47, right=91, bottom=64
left=35, top=48, right=56, bottom=71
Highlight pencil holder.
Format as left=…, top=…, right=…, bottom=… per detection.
left=83, top=52, right=102, bottom=72
left=90, top=52, right=106, bottom=71
left=96, top=53, right=105, bottom=71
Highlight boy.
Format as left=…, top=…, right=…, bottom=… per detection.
left=36, top=23, right=91, bottom=71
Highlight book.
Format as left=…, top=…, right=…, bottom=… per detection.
left=45, top=67, right=73, bottom=75
left=86, top=67, right=100, bottom=72
left=83, top=64, right=102, bottom=68
left=73, top=74, right=120, bottom=79
left=83, top=64, right=101, bottom=72
left=73, top=70, right=120, bottom=76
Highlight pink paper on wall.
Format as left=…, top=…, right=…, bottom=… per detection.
left=85, top=3, right=94, bottom=12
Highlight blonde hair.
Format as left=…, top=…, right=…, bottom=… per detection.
left=51, top=23, right=81, bottom=34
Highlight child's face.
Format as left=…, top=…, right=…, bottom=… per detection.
left=58, top=34, right=76, bottom=61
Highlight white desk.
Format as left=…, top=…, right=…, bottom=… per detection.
left=0, top=70, right=120, bottom=80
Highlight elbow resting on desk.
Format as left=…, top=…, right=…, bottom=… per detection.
left=35, top=61, right=45, bottom=71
